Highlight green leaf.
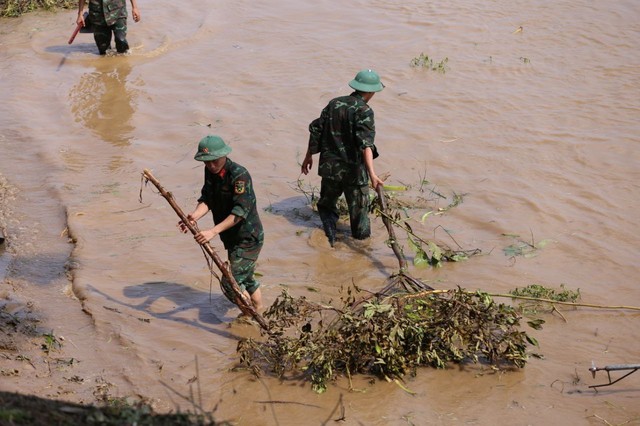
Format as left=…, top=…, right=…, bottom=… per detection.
left=414, top=250, right=430, bottom=268
left=525, top=335, right=539, bottom=347
left=407, top=236, right=420, bottom=254
left=428, top=241, right=442, bottom=262
left=407, top=236, right=430, bottom=268
left=526, top=319, right=545, bottom=330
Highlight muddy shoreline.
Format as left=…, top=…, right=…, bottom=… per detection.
left=0, top=172, right=151, bottom=412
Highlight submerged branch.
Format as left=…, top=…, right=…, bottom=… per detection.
left=376, top=185, right=409, bottom=270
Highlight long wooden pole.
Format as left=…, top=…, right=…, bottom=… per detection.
left=376, top=185, right=408, bottom=272
left=142, top=169, right=269, bottom=330
left=402, top=289, right=640, bottom=311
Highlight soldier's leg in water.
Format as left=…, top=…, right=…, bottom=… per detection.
left=221, top=249, right=262, bottom=312
left=113, top=18, right=130, bottom=53
left=317, top=178, right=342, bottom=246
left=236, top=256, right=262, bottom=311
left=345, top=184, right=371, bottom=240
left=93, top=24, right=112, bottom=55
left=248, top=288, right=262, bottom=312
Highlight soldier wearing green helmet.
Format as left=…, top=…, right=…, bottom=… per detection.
left=179, top=135, right=264, bottom=313
left=301, top=69, right=385, bottom=247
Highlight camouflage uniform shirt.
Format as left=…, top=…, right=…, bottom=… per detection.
left=198, top=158, right=264, bottom=260
left=87, top=0, right=128, bottom=27
left=308, top=92, right=378, bottom=186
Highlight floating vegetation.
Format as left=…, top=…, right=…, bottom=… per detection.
left=237, top=286, right=539, bottom=393
left=373, top=189, right=479, bottom=269
left=510, top=284, right=580, bottom=304
left=242, top=179, right=495, bottom=393
left=510, top=284, right=581, bottom=317
left=410, top=53, right=449, bottom=73
left=501, top=232, right=553, bottom=259
left=292, top=176, right=480, bottom=268
left=408, top=236, right=480, bottom=268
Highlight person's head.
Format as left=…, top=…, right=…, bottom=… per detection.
left=194, top=135, right=232, bottom=174
left=348, top=69, right=384, bottom=101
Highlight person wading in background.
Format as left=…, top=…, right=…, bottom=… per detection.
left=178, top=135, right=265, bottom=313
left=301, top=69, right=385, bottom=247
left=77, top=0, right=141, bottom=55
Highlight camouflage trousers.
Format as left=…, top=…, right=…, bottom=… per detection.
left=220, top=245, right=261, bottom=303
left=93, top=18, right=129, bottom=54
left=317, top=178, right=371, bottom=241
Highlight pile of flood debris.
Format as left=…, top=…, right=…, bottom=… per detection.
left=236, top=183, right=539, bottom=392
left=238, top=285, right=539, bottom=393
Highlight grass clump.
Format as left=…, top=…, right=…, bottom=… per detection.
left=410, top=53, right=449, bottom=73
left=1, top=0, right=75, bottom=17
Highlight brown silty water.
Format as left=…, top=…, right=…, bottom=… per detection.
left=1, top=0, right=639, bottom=424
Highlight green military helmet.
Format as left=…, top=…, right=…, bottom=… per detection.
left=194, top=135, right=232, bottom=161
left=348, top=69, right=384, bottom=93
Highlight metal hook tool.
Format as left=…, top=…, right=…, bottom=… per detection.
left=589, top=362, right=640, bottom=391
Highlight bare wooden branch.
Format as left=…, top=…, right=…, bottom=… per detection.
left=376, top=185, right=408, bottom=272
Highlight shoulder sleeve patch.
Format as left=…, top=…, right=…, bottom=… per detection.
left=234, top=180, right=246, bottom=194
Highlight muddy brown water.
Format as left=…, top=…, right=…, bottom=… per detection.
left=1, top=1, right=639, bottom=424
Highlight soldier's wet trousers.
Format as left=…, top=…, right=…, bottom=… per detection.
left=220, top=245, right=261, bottom=304
left=93, top=18, right=129, bottom=54
left=317, top=178, right=371, bottom=244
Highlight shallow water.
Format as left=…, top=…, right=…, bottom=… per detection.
left=1, top=0, right=639, bottom=424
